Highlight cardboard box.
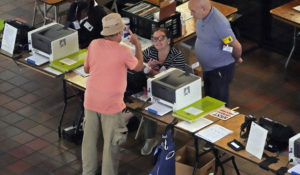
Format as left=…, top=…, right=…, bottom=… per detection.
left=176, top=146, right=215, bottom=175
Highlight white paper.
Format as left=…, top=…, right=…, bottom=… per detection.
left=145, top=102, right=172, bottom=116
left=176, top=117, right=213, bottom=133
left=195, top=124, right=232, bottom=143
left=74, top=66, right=89, bottom=77
left=60, top=58, right=76, bottom=65
left=1, top=23, right=18, bottom=55
left=246, top=122, right=268, bottom=160
left=182, top=12, right=193, bottom=21
left=288, top=164, right=300, bottom=173
left=131, top=91, right=149, bottom=102
left=293, top=5, right=300, bottom=12
left=210, top=107, right=239, bottom=120
left=43, top=67, right=63, bottom=75
left=25, top=54, right=49, bottom=66
left=184, top=107, right=203, bottom=115
left=121, top=35, right=152, bottom=54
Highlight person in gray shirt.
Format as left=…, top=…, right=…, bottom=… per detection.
left=189, top=0, right=243, bottom=105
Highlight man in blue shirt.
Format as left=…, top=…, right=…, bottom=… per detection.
left=189, top=0, right=243, bottom=104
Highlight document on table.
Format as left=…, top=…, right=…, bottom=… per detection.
left=43, top=67, right=63, bottom=76
left=176, top=117, right=213, bottom=133
left=288, top=164, right=300, bottom=173
left=25, top=54, right=49, bottom=66
left=246, top=122, right=268, bottom=160
left=145, top=102, right=172, bottom=116
left=195, top=124, right=232, bottom=143
left=74, top=66, right=89, bottom=77
left=210, top=107, right=239, bottom=120
left=293, top=5, right=300, bottom=12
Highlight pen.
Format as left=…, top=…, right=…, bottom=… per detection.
left=231, top=107, right=239, bottom=111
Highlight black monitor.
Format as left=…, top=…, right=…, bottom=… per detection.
left=125, top=70, right=147, bottom=97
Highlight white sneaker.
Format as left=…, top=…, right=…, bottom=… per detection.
left=141, top=139, right=157, bottom=156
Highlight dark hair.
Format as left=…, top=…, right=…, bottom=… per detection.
left=152, top=27, right=173, bottom=46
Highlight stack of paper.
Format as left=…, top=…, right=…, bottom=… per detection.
left=25, top=54, right=49, bottom=66
left=173, top=96, right=225, bottom=123
left=176, top=117, right=213, bottom=133
left=145, top=102, right=172, bottom=116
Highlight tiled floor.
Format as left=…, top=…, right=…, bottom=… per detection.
left=1, top=0, right=300, bottom=175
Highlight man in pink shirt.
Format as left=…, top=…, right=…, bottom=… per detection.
left=82, top=13, right=144, bottom=175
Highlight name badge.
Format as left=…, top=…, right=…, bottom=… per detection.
left=222, top=45, right=233, bottom=53
left=84, top=21, right=93, bottom=31
left=72, top=20, right=80, bottom=30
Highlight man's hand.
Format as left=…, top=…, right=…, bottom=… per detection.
left=128, top=30, right=141, bottom=48
left=236, top=57, right=243, bottom=64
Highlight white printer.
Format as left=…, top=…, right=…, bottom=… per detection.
left=147, top=68, right=202, bottom=111
left=28, top=22, right=79, bottom=62
left=289, top=133, right=300, bottom=165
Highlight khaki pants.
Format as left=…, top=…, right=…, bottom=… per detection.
left=82, top=108, right=128, bottom=175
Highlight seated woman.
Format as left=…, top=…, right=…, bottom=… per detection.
left=66, top=0, right=107, bottom=49
left=141, top=28, right=186, bottom=156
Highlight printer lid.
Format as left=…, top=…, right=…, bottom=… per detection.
left=32, top=23, right=75, bottom=42
left=153, top=69, right=199, bottom=89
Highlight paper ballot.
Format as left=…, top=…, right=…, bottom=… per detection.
left=195, top=124, right=232, bottom=143
left=246, top=122, right=268, bottom=159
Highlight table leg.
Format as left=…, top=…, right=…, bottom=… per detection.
left=58, top=79, right=68, bottom=138
left=231, top=156, right=240, bottom=175
left=193, top=136, right=199, bottom=175
left=284, top=27, right=297, bottom=79
left=74, top=92, right=84, bottom=135
left=213, top=148, right=225, bottom=175
left=134, top=115, right=144, bottom=140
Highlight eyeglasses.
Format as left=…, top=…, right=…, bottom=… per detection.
left=152, top=35, right=166, bottom=42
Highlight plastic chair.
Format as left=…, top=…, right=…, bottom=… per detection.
left=32, top=0, right=70, bottom=26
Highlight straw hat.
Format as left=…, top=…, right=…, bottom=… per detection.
left=101, top=13, right=125, bottom=36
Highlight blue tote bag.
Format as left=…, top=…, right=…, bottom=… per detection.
left=150, top=119, right=177, bottom=175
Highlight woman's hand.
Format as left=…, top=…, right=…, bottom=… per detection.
left=147, top=59, right=160, bottom=70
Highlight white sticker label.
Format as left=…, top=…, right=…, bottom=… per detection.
left=184, top=107, right=203, bottom=115
left=222, top=45, right=233, bottom=53
left=231, top=142, right=240, bottom=148
left=60, top=58, right=76, bottom=65
left=72, top=20, right=80, bottom=30
left=84, top=21, right=93, bottom=31
left=191, top=62, right=200, bottom=69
